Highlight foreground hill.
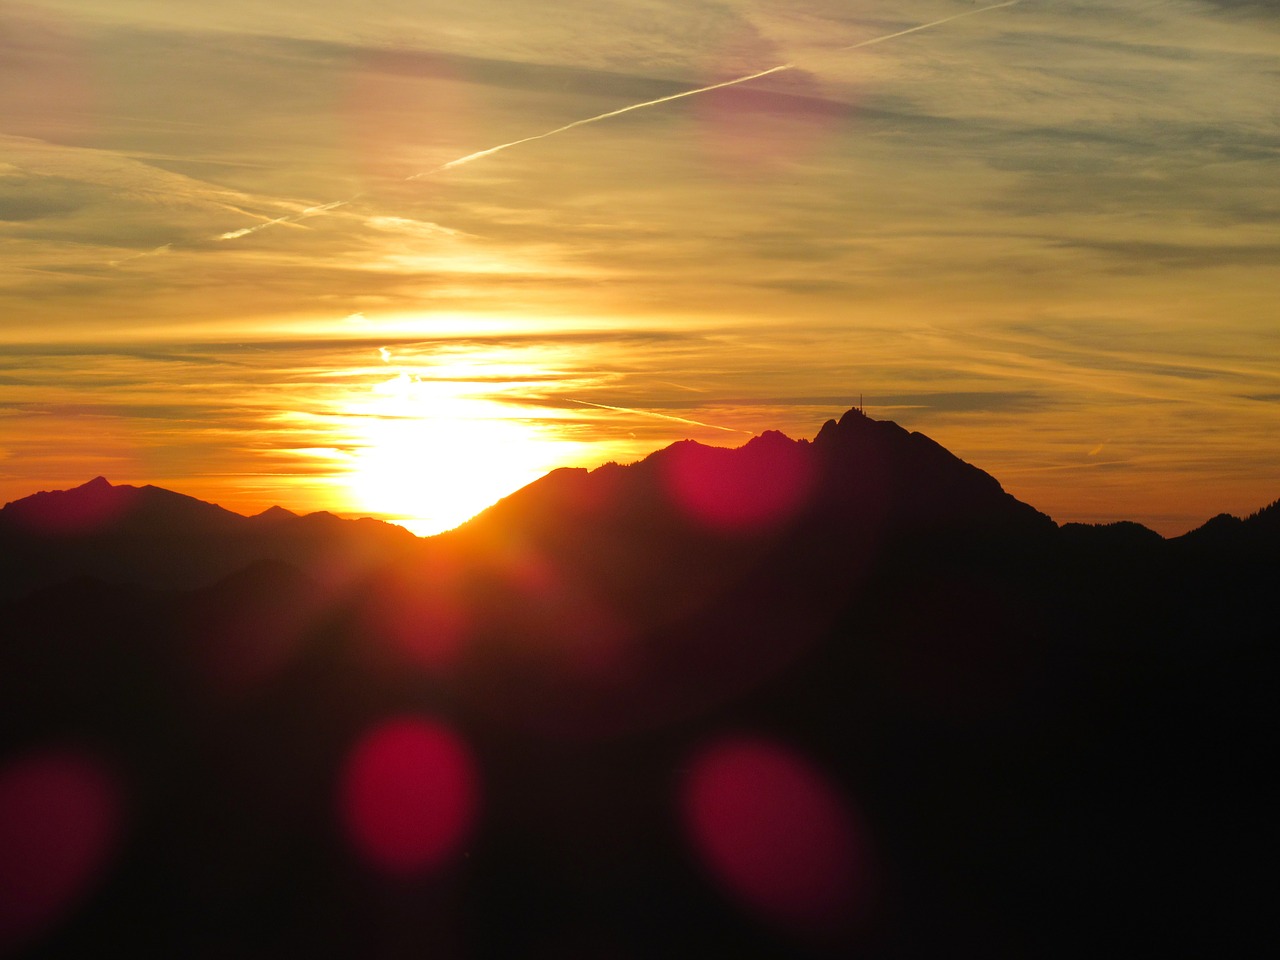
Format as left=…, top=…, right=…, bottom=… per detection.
left=0, top=410, right=1274, bottom=958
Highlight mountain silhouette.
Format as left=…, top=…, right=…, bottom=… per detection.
left=1173, top=495, right=1280, bottom=561
left=0, top=409, right=1274, bottom=958
left=462, top=408, right=1053, bottom=544
left=0, top=476, right=417, bottom=601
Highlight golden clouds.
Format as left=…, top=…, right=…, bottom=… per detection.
left=2, top=2, right=1277, bottom=532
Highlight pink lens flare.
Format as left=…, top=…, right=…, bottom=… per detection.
left=681, top=736, right=872, bottom=937
left=338, top=716, right=479, bottom=876
left=663, top=437, right=815, bottom=534
left=0, top=748, right=123, bottom=952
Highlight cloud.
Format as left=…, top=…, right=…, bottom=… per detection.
left=340, top=4, right=1021, bottom=197
left=1044, top=238, right=1280, bottom=272
left=4, top=0, right=1277, bottom=533
left=0, top=174, right=98, bottom=221
left=0, top=137, right=282, bottom=219
left=565, top=398, right=751, bottom=434
left=1195, top=0, right=1280, bottom=14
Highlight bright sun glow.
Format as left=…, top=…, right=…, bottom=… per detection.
left=344, top=360, right=583, bottom=537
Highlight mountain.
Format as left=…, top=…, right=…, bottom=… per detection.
left=0, top=409, right=1059, bottom=606
left=415, top=409, right=1060, bottom=736
left=462, top=408, right=1054, bottom=543
left=0, top=476, right=419, bottom=601
left=1173, top=496, right=1280, bottom=560
left=0, top=409, right=1274, bottom=958
left=446, top=408, right=1059, bottom=637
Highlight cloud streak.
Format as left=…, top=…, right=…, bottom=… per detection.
left=207, top=2, right=1022, bottom=245
left=568, top=399, right=752, bottom=434
left=419, top=1, right=1023, bottom=177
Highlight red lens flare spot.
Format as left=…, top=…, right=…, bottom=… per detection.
left=0, top=749, right=122, bottom=952
left=663, top=437, right=814, bottom=534
left=681, top=737, right=870, bottom=936
left=339, top=717, right=478, bottom=876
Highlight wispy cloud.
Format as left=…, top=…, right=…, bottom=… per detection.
left=566, top=399, right=752, bottom=434
left=239, top=2, right=1025, bottom=238
left=4, top=0, right=1277, bottom=534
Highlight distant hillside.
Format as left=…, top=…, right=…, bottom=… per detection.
left=0, top=476, right=418, bottom=601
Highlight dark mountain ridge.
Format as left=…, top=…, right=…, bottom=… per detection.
left=462, top=408, right=1055, bottom=543
left=0, top=476, right=418, bottom=601
left=1, top=409, right=1274, bottom=958
left=4, top=409, right=1271, bottom=605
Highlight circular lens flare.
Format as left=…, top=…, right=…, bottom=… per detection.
left=663, top=436, right=814, bottom=533
left=338, top=716, right=478, bottom=876
left=681, top=736, right=871, bottom=936
left=0, top=748, right=122, bottom=952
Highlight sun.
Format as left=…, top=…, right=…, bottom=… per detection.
left=344, top=367, right=578, bottom=537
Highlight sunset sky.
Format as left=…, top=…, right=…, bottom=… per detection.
left=2, top=0, right=1276, bottom=535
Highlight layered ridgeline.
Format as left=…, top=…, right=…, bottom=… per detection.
left=0, top=410, right=1274, bottom=958
left=4, top=408, right=1274, bottom=603
left=0, top=409, right=1055, bottom=602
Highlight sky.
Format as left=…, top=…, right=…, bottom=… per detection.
left=1, top=0, right=1277, bottom=535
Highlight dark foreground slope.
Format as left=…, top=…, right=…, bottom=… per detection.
left=1, top=411, right=1274, bottom=958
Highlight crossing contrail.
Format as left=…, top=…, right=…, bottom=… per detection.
left=217, top=199, right=350, bottom=241
left=118, top=0, right=1020, bottom=258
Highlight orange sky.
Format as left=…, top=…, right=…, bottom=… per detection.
left=2, top=1, right=1277, bottom=535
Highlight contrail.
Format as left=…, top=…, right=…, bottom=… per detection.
left=108, top=243, right=172, bottom=267
left=410, top=0, right=1021, bottom=179
left=137, top=0, right=1019, bottom=254
left=217, top=198, right=353, bottom=240
left=570, top=399, right=751, bottom=434
left=408, top=64, right=796, bottom=179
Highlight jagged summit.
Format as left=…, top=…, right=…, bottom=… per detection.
left=463, top=408, right=1054, bottom=549
left=0, top=417, right=1271, bottom=960
left=1, top=475, right=240, bottom=538
left=744, top=428, right=797, bottom=448
left=2, top=474, right=110, bottom=512
left=6, top=410, right=1273, bottom=603
left=807, top=409, right=1050, bottom=537
left=252, top=505, right=298, bottom=521
left=1246, top=497, right=1280, bottom=531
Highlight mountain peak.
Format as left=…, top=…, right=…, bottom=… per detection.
left=743, top=428, right=800, bottom=450
left=810, top=412, right=1052, bottom=537
left=1, top=475, right=135, bottom=534
left=252, top=505, right=297, bottom=521
left=462, top=409, right=1052, bottom=548
left=0, top=478, right=419, bottom=600
left=813, top=406, right=890, bottom=446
